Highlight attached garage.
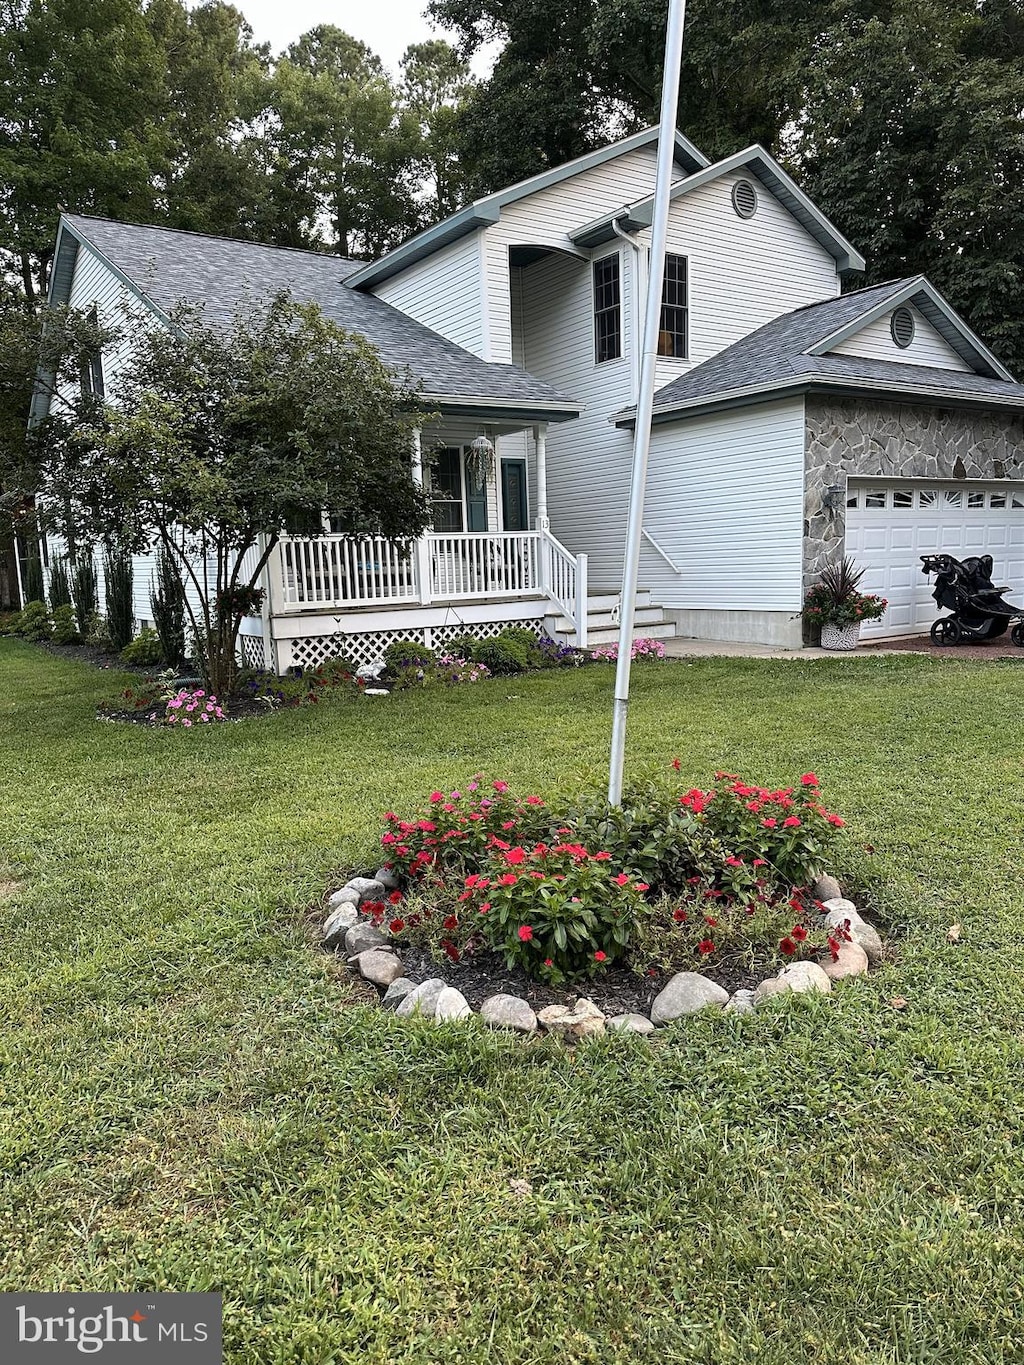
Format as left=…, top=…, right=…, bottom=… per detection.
left=845, top=479, right=1024, bottom=639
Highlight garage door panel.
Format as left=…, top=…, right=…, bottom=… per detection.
left=846, top=482, right=1024, bottom=639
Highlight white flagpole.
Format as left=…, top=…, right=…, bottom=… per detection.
left=608, top=0, right=688, bottom=806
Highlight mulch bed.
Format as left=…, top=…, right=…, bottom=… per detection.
left=863, top=634, right=1024, bottom=661
left=397, top=943, right=778, bottom=1017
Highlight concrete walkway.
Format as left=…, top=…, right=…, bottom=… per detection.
left=661, top=637, right=895, bottom=660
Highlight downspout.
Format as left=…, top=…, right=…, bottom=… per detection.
left=611, top=217, right=644, bottom=404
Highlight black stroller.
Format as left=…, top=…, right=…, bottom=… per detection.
left=919, top=553, right=1024, bottom=646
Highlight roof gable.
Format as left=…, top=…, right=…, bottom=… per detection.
left=46, top=214, right=582, bottom=423
left=344, top=127, right=710, bottom=292
left=571, top=145, right=866, bottom=275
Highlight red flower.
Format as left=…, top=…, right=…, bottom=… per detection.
left=388, top=889, right=403, bottom=904
left=762, top=818, right=777, bottom=829
left=501, top=820, right=516, bottom=830
left=792, top=925, right=808, bottom=942
left=594, top=950, right=607, bottom=962
left=429, top=791, right=443, bottom=802
left=478, top=902, right=491, bottom=914
left=704, top=915, right=718, bottom=927
left=505, top=847, right=526, bottom=865
left=544, top=957, right=554, bottom=967
left=389, top=918, right=405, bottom=934
left=518, top=924, right=533, bottom=941
left=673, top=909, right=688, bottom=922
left=780, top=937, right=797, bottom=955
left=443, top=914, right=459, bottom=930
left=671, top=757, right=681, bottom=771
left=635, top=882, right=650, bottom=893
left=613, top=872, right=630, bottom=887
left=593, top=851, right=612, bottom=861
left=493, top=780, right=508, bottom=793
left=725, top=856, right=744, bottom=868
left=697, top=939, right=715, bottom=955
left=800, top=773, right=819, bottom=787
left=525, top=795, right=544, bottom=805
left=442, top=940, right=460, bottom=961
left=826, top=813, right=846, bottom=827
left=464, top=874, right=480, bottom=888
left=782, top=816, right=802, bottom=828
left=499, top=873, right=518, bottom=886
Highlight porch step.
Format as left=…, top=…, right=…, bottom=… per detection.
left=584, top=621, right=678, bottom=648
left=549, top=605, right=668, bottom=634
left=584, top=589, right=653, bottom=612
left=546, top=589, right=678, bottom=649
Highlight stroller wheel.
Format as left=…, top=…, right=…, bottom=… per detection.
left=931, top=618, right=962, bottom=647
left=1012, top=622, right=1024, bottom=648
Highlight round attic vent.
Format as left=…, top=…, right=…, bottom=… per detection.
left=732, top=179, right=758, bottom=219
left=891, top=306, right=916, bottom=349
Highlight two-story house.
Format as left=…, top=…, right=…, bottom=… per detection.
left=35, top=125, right=1024, bottom=667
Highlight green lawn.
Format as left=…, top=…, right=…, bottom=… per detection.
left=2, top=638, right=1023, bottom=1364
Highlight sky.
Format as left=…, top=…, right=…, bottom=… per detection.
left=209, top=0, right=500, bottom=75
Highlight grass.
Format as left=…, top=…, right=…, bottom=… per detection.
left=2, top=638, right=1024, bottom=1363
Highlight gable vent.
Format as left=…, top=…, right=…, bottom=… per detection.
left=891, top=307, right=916, bottom=349
left=731, top=179, right=758, bottom=219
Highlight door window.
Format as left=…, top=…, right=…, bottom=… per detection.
left=431, top=447, right=464, bottom=532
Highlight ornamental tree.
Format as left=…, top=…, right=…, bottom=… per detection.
left=30, top=294, right=430, bottom=696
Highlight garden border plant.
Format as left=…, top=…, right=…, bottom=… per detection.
left=316, top=770, right=884, bottom=1037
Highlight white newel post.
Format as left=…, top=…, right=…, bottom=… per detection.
left=411, top=426, right=432, bottom=605
left=575, top=553, right=589, bottom=650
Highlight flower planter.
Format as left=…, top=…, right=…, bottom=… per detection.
left=820, top=622, right=861, bottom=652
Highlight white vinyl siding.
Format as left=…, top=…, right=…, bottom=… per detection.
left=640, top=399, right=807, bottom=611
left=829, top=307, right=972, bottom=371
left=66, top=242, right=151, bottom=403
left=651, top=170, right=841, bottom=390
left=373, top=234, right=486, bottom=357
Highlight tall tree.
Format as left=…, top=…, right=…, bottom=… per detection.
left=0, top=0, right=167, bottom=303
left=400, top=39, right=476, bottom=223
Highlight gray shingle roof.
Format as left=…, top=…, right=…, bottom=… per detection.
left=60, top=215, right=580, bottom=421
left=626, top=278, right=1024, bottom=424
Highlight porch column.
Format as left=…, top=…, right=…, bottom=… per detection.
left=533, top=423, right=550, bottom=531
left=411, top=426, right=432, bottom=605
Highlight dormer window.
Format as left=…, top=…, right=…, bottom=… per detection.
left=657, top=254, right=688, bottom=358
left=593, top=254, right=622, bottom=363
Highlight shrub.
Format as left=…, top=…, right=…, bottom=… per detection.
left=14, top=600, right=52, bottom=641
left=47, top=556, right=73, bottom=610
left=496, top=626, right=539, bottom=651
left=121, top=627, right=164, bottom=666
left=803, top=558, right=887, bottom=629
left=436, top=654, right=492, bottom=684
left=472, top=637, right=528, bottom=675
left=84, top=611, right=113, bottom=651
left=444, top=633, right=481, bottom=659
left=103, top=546, right=135, bottom=651
left=51, top=604, right=82, bottom=645
left=150, top=546, right=186, bottom=665
left=592, top=637, right=666, bottom=662
left=383, top=638, right=436, bottom=689
left=23, top=553, right=44, bottom=605
left=531, top=633, right=579, bottom=668
left=70, top=556, right=98, bottom=635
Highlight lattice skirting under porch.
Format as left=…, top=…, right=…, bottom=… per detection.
left=240, top=635, right=267, bottom=670
left=283, top=619, right=544, bottom=671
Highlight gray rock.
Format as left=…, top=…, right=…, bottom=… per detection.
left=345, top=877, right=386, bottom=903
left=327, top=886, right=361, bottom=911
left=381, top=977, right=417, bottom=1011
left=321, top=904, right=358, bottom=948
left=754, top=961, right=832, bottom=1005
left=480, top=993, right=538, bottom=1034
left=812, top=873, right=843, bottom=903
left=434, top=987, right=473, bottom=1022
left=820, top=942, right=870, bottom=980
left=606, top=1012, right=655, bottom=1035
left=396, top=978, right=448, bottom=1019
left=344, top=923, right=391, bottom=959
left=650, top=972, right=729, bottom=1025
left=822, top=906, right=883, bottom=965
left=820, top=896, right=859, bottom=920
left=537, top=998, right=606, bottom=1040
left=354, top=949, right=406, bottom=988
left=374, top=866, right=401, bottom=891
left=724, top=989, right=756, bottom=1015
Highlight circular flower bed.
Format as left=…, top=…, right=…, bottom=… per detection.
left=318, top=771, right=884, bottom=1037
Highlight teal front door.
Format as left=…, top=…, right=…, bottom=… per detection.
left=501, top=459, right=528, bottom=531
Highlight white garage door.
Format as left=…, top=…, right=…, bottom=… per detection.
left=845, top=481, right=1024, bottom=639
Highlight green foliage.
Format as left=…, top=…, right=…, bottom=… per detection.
left=803, top=558, right=888, bottom=629
left=149, top=545, right=186, bottom=666
left=120, top=626, right=164, bottom=666
left=102, top=547, right=134, bottom=652
left=13, top=599, right=51, bottom=641
left=47, top=555, right=72, bottom=610
left=472, top=637, right=528, bottom=675
left=23, top=552, right=44, bottom=604
left=70, top=555, right=98, bottom=635
left=83, top=611, right=113, bottom=650
left=383, top=638, right=437, bottom=690
left=50, top=603, right=82, bottom=645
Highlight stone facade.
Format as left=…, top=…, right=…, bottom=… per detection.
left=803, top=399, right=1024, bottom=590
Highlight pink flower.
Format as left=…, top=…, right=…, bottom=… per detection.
left=525, top=795, right=543, bottom=805
left=429, top=791, right=443, bottom=802
left=493, top=780, right=508, bottom=793
left=517, top=925, right=533, bottom=941
left=762, top=818, right=777, bottom=829
left=594, top=951, right=607, bottom=962
left=782, top=816, right=802, bottom=828
left=801, top=773, right=819, bottom=787
left=182, top=719, right=192, bottom=728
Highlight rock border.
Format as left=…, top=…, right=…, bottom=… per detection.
left=320, top=870, right=880, bottom=1039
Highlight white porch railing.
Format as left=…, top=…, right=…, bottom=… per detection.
left=274, top=529, right=589, bottom=645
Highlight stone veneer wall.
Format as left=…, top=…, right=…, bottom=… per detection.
left=803, top=399, right=1024, bottom=591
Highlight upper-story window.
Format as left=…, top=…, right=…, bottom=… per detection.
left=79, top=305, right=105, bottom=399
left=657, top=254, right=688, bottom=359
left=593, top=254, right=622, bottom=364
